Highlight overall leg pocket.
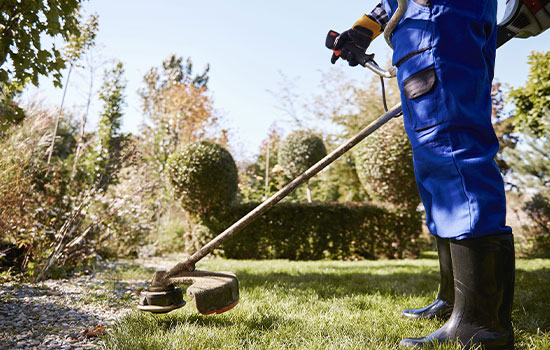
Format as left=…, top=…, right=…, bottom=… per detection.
left=401, top=65, right=444, bottom=131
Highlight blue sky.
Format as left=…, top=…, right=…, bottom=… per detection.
left=25, top=0, right=550, bottom=160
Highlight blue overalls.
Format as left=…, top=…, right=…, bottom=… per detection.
left=382, top=0, right=512, bottom=239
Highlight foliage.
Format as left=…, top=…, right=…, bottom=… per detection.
left=138, top=54, right=223, bottom=163
left=277, top=130, right=327, bottom=202
left=319, top=155, right=366, bottom=202
left=353, top=118, right=419, bottom=210
left=202, top=202, right=422, bottom=260
left=278, top=131, right=327, bottom=179
left=36, top=61, right=132, bottom=280
left=491, top=81, right=518, bottom=178
left=152, top=217, right=189, bottom=255
left=503, top=51, right=550, bottom=257
left=0, top=105, right=80, bottom=277
left=82, top=61, right=127, bottom=190
left=45, top=12, right=99, bottom=164
left=522, top=192, right=550, bottom=257
left=238, top=124, right=289, bottom=202
left=0, top=60, right=136, bottom=280
left=504, top=129, right=550, bottom=191
left=504, top=52, right=550, bottom=192
left=168, top=141, right=239, bottom=216
left=136, top=55, right=227, bottom=234
left=266, top=68, right=404, bottom=204
left=315, top=69, right=402, bottom=203
left=63, top=12, right=99, bottom=65
left=0, top=0, right=84, bottom=89
left=85, top=163, right=154, bottom=259
left=508, top=51, right=550, bottom=138
left=314, top=71, right=419, bottom=209
left=0, top=94, right=25, bottom=132
left=73, top=61, right=149, bottom=260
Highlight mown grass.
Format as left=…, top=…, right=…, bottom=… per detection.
left=102, top=255, right=550, bottom=350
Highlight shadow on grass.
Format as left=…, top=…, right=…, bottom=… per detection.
left=158, top=312, right=292, bottom=332
left=234, top=269, right=441, bottom=299
left=514, top=267, right=550, bottom=333
left=231, top=265, right=550, bottom=333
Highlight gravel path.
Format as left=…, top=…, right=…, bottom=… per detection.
left=0, top=262, right=155, bottom=350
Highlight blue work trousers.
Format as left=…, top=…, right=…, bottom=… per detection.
left=382, top=0, right=512, bottom=239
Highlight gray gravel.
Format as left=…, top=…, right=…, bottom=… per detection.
left=0, top=269, right=149, bottom=350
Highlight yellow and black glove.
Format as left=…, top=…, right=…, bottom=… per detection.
left=331, top=15, right=382, bottom=66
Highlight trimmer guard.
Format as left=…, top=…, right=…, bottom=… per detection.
left=138, top=270, right=239, bottom=315
left=170, top=271, right=240, bottom=315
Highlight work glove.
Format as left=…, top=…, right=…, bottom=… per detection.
left=331, top=15, right=382, bottom=66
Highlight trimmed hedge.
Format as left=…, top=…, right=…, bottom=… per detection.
left=202, top=202, right=422, bottom=260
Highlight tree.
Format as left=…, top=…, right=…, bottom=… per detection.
left=504, top=130, right=550, bottom=191
left=37, top=61, right=129, bottom=280
left=502, top=51, right=550, bottom=257
left=138, top=55, right=223, bottom=171
left=491, top=81, right=518, bottom=179
left=508, top=51, right=550, bottom=138
left=86, top=60, right=127, bottom=190
left=46, top=12, right=99, bottom=163
left=504, top=51, right=550, bottom=191
left=0, top=0, right=85, bottom=89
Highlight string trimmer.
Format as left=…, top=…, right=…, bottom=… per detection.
left=137, top=0, right=550, bottom=315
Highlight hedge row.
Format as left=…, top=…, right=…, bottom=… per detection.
left=202, top=202, right=422, bottom=260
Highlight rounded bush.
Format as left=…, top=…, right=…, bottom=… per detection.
left=278, top=131, right=327, bottom=178
left=167, top=141, right=238, bottom=215
left=352, top=118, right=420, bottom=210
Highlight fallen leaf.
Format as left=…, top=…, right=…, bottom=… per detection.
left=83, top=324, right=106, bottom=338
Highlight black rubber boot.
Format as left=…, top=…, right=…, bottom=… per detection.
left=402, top=236, right=454, bottom=320
left=400, top=234, right=515, bottom=350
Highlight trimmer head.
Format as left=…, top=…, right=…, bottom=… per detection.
left=137, top=285, right=186, bottom=314
left=137, top=270, right=239, bottom=315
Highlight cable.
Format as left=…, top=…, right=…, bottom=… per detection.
left=380, top=76, right=388, bottom=112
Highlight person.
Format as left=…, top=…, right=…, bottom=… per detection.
left=330, top=1, right=515, bottom=349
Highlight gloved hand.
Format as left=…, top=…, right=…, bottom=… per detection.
left=331, top=14, right=382, bottom=66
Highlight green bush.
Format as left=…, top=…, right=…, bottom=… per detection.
left=203, top=202, right=422, bottom=260
left=353, top=118, right=420, bottom=210
left=168, top=141, right=238, bottom=216
left=278, top=131, right=327, bottom=178
left=523, top=192, right=550, bottom=257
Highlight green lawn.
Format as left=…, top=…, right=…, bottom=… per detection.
left=102, top=255, right=550, bottom=350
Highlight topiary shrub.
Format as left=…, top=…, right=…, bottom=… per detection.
left=352, top=118, right=420, bottom=210
left=278, top=131, right=327, bottom=178
left=278, top=131, right=327, bottom=202
left=167, top=141, right=238, bottom=216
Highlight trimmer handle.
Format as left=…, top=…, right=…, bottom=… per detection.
left=325, top=30, right=375, bottom=67
left=326, top=30, right=397, bottom=78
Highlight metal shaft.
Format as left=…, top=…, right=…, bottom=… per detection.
left=384, top=0, right=408, bottom=49
left=165, top=103, right=403, bottom=279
